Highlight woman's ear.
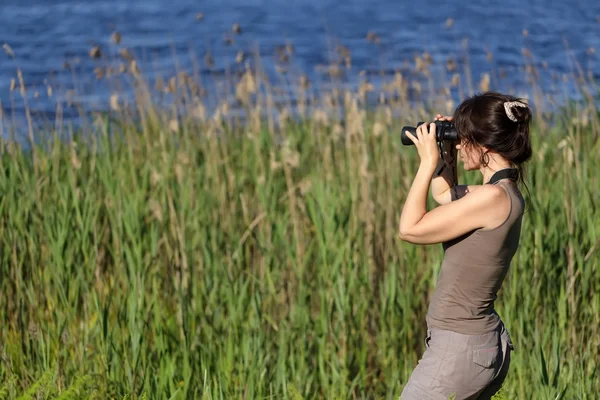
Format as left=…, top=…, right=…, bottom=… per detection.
left=475, top=146, right=487, bottom=158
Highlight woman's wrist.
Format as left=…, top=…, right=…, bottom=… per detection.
left=419, top=160, right=438, bottom=175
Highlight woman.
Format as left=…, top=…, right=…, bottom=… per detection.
left=398, top=91, right=532, bottom=399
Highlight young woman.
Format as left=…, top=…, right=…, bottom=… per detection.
left=398, top=92, right=532, bottom=399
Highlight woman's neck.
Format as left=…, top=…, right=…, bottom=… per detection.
left=480, top=155, right=513, bottom=183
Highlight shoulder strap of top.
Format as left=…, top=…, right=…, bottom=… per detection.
left=486, top=168, right=518, bottom=185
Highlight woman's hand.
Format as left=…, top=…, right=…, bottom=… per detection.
left=434, top=114, right=453, bottom=122
left=404, top=122, right=439, bottom=171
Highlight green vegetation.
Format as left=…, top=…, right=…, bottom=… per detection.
left=0, top=37, right=598, bottom=399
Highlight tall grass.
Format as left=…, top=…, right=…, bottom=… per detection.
left=0, top=32, right=599, bottom=399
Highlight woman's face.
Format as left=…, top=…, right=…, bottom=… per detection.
left=456, top=140, right=482, bottom=170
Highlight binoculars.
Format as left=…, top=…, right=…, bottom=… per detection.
left=400, top=120, right=459, bottom=146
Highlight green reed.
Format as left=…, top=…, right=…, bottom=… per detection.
left=0, top=32, right=599, bottom=399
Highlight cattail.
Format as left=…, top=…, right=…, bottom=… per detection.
left=366, top=31, right=381, bottom=44
left=2, top=43, right=14, bottom=58
left=372, top=121, right=385, bottom=137
left=169, top=119, right=179, bottom=132
left=412, top=81, right=422, bottom=95
left=17, top=69, right=26, bottom=97
left=240, top=70, right=257, bottom=93
left=299, top=178, right=312, bottom=195
left=149, top=199, right=163, bottom=222
left=168, top=76, right=177, bottom=93
left=445, top=58, right=457, bottom=72
left=299, top=75, right=310, bottom=90
left=331, top=123, right=343, bottom=140
left=94, top=67, right=104, bottom=79
left=415, top=56, right=426, bottom=72
left=451, top=73, right=460, bottom=86
left=110, top=93, right=119, bottom=111
left=235, top=51, right=245, bottom=64
left=312, top=109, right=329, bottom=127
left=129, top=60, right=140, bottom=76
left=110, top=31, right=122, bottom=44
left=150, top=169, right=162, bottom=187
left=71, top=142, right=82, bottom=170
left=326, top=64, right=342, bottom=78
left=359, top=81, right=374, bottom=98
left=269, top=151, right=281, bottom=171
left=282, top=145, right=300, bottom=168
left=119, top=48, right=134, bottom=61
left=194, top=103, right=206, bottom=121
left=89, top=46, right=101, bottom=59
left=479, top=73, right=490, bottom=92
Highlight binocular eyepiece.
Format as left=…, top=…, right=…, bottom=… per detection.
left=400, top=120, right=459, bottom=146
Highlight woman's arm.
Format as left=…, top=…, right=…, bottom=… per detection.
left=399, top=184, right=508, bottom=244
left=435, top=183, right=483, bottom=204
left=399, top=162, right=437, bottom=233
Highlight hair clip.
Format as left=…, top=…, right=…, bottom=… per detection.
left=504, top=101, right=528, bottom=122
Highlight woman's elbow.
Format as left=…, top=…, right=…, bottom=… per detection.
left=398, top=232, right=427, bottom=244
left=398, top=228, right=414, bottom=242
left=398, top=226, right=431, bottom=244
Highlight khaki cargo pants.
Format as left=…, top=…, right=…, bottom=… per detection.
left=400, top=322, right=514, bottom=400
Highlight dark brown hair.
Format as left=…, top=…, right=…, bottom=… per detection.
left=452, top=91, right=532, bottom=188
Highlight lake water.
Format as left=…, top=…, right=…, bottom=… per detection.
left=1, top=0, right=599, bottom=130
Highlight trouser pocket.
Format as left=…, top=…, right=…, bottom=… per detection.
left=472, top=347, right=499, bottom=369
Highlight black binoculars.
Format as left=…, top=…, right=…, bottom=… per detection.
left=400, top=120, right=459, bottom=146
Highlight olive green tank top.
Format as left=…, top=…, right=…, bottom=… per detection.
left=426, top=179, right=525, bottom=334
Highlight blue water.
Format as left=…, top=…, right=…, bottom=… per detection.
left=1, top=0, right=599, bottom=129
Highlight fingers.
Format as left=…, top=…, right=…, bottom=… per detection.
left=417, top=123, right=426, bottom=142
left=428, top=122, right=436, bottom=137
left=409, top=122, right=437, bottom=145
left=405, top=130, right=417, bottom=145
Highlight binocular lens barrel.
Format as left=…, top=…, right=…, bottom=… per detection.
left=400, top=121, right=458, bottom=145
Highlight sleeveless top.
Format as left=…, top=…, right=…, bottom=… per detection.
left=425, top=179, right=525, bottom=335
